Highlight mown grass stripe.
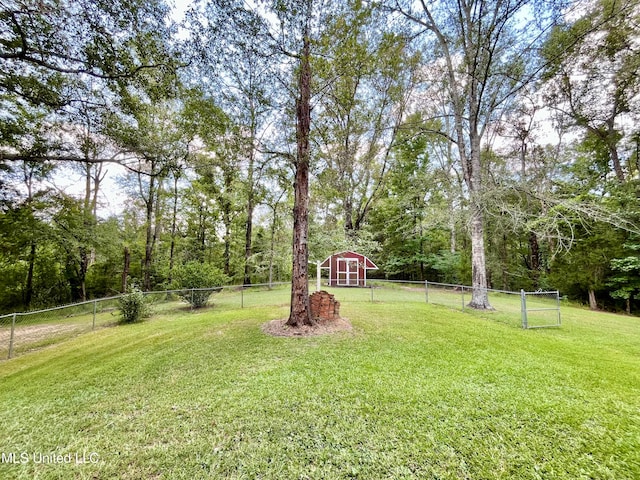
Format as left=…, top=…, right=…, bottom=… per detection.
left=0, top=300, right=638, bottom=479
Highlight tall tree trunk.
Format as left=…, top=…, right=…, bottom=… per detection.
left=23, top=165, right=37, bottom=310
left=268, top=191, right=285, bottom=289
left=79, top=161, right=100, bottom=302
left=244, top=190, right=254, bottom=286
left=223, top=208, right=231, bottom=277
left=168, top=173, right=179, bottom=285
left=608, top=139, right=625, bottom=183
left=243, top=120, right=257, bottom=285
left=465, top=133, right=492, bottom=309
left=287, top=31, right=313, bottom=327
left=588, top=288, right=598, bottom=310
left=529, top=231, right=541, bottom=289
left=468, top=201, right=492, bottom=308
left=626, top=297, right=631, bottom=315
left=143, top=166, right=156, bottom=291
left=79, top=247, right=88, bottom=301
left=449, top=203, right=457, bottom=254
left=501, top=233, right=508, bottom=291
left=604, top=116, right=625, bottom=183
left=268, top=203, right=278, bottom=289
left=25, top=242, right=36, bottom=309
left=221, top=169, right=233, bottom=276
left=344, top=196, right=354, bottom=233
left=122, top=246, right=130, bottom=292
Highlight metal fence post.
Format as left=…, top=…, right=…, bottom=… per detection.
left=461, top=286, right=465, bottom=311
left=521, top=289, right=528, bottom=329
left=556, top=290, right=561, bottom=326
left=241, top=287, right=244, bottom=308
left=92, top=300, right=97, bottom=330
left=370, top=285, right=374, bottom=303
left=425, top=280, right=428, bottom=303
left=8, top=313, right=16, bottom=359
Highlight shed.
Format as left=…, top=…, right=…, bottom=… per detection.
left=320, top=251, right=378, bottom=287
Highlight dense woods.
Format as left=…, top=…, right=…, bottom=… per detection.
left=1, top=0, right=639, bottom=316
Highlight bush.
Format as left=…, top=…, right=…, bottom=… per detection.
left=172, top=262, right=229, bottom=308
left=118, top=285, right=150, bottom=323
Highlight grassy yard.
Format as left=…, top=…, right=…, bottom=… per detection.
left=0, top=293, right=638, bottom=479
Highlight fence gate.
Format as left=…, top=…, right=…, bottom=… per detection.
left=520, top=290, right=561, bottom=329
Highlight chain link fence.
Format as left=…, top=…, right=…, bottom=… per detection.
left=519, top=289, right=562, bottom=329
left=359, top=280, right=560, bottom=329
left=1, top=280, right=560, bottom=360
left=0, top=295, right=122, bottom=360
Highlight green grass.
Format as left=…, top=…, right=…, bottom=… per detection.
left=0, top=294, right=638, bottom=479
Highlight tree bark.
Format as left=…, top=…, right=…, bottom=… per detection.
left=244, top=189, right=254, bottom=286
left=607, top=136, right=625, bottom=183
left=465, top=130, right=492, bottom=309
left=79, top=246, right=88, bottom=301
left=243, top=116, right=257, bottom=285
left=223, top=210, right=231, bottom=277
left=25, top=242, right=36, bottom=309
left=529, top=231, right=541, bottom=289
left=588, top=288, right=598, bottom=310
left=222, top=170, right=233, bottom=277
left=168, top=173, right=179, bottom=285
left=468, top=202, right=492, bottom=309
left=626, top=297, right=631, bottom=315
left=287, top=31, right=313, bottom=327
left=122, top=246, right=130, bottom=292
left=143, top=164, right=156, bottom=291
left=269, top=210, right=277, bottom=289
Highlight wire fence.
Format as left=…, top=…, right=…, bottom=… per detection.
left=0, top=295, right=122, bottom=361
left=351, top=280, right=560, bottom=329
left=0, top=280, right=560, bottom=360
left=417, top=281, right=561, bottom=329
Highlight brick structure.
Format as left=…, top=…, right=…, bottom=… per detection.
left=310, top=291, right=340, bottom=321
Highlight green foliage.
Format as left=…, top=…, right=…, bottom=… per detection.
left=172, top=261, right=229, bottom=308
left=0, top=0, right=179, bottom=140
left=118, top=285, right=149, bottom=323
left=427, top=250, right=462, bottom=284
left=608, top=241, right=640, bottom=312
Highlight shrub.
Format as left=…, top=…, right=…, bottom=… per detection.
left=172, top=262, right=229, bottom=308
left=118, top=285, right=150, bottom=323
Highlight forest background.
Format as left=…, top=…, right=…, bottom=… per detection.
left=1, top=0, right=639, bottom=315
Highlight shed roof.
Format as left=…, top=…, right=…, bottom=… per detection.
left=320, top=251, right=378, bottom=270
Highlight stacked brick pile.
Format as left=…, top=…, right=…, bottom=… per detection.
left=310, top=291, right=340, bottom=321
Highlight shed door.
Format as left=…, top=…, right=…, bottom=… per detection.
left=337, top=258, right=359, bottom=286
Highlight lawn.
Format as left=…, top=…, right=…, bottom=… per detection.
left=0, top=292, right=638, bottom=479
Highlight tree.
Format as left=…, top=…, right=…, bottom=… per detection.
left=608, top=241, right=640, bottom=314
left=542, top=0, right=640, bottom=184
left=0, top=159, right=55, bottom=309
left=369, top=113, right=455, bottom=281
left=0, top=0, right=175, bottom=102
left=262, top=176, right=291, bottom=288
left=0, top=107, right=55, bottom=308
left=183, top=92, right=242, bottom=276
left=108, top=100, right=188, bottom=290
left=313, top=3, right=419, bottom=235
left=390, top=0, right=567, bottom=308
left=287, top=0, right=314, bottom=327
left=0, top=0, right=179, bottom=167
left=186, top=0, right=276, bottom=285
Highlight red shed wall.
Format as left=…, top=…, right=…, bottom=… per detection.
left=328, top=253, right=366, bottom=286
